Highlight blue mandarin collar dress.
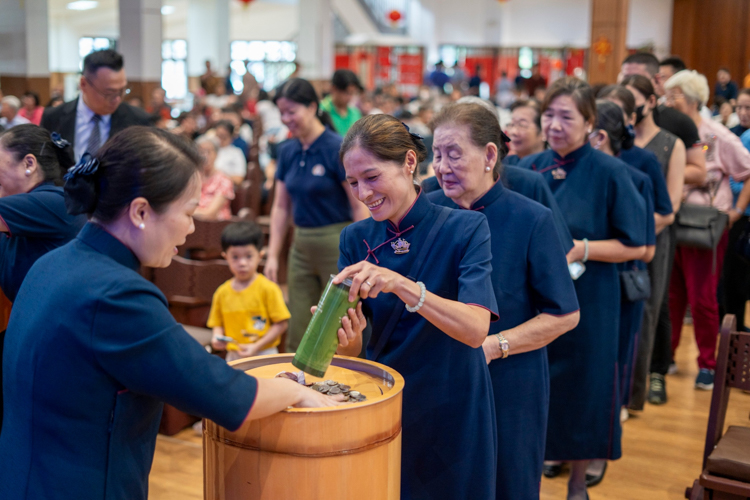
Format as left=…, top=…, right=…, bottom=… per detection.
left=519, top=143, right=647, bottom=460
left=0, top=223, right=258, bottom=500
left=429, top=179, right=579, bottom=499
left=338, top=190, right=499, bottom=499
left=0, top=182, right=85, bottom=301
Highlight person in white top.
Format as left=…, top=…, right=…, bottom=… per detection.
left=0, top=96, right=31, bottom=129
left=213, top=120, right=247, bottom=184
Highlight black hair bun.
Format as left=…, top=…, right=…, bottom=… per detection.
left=63, top=154, right=100, bottom=215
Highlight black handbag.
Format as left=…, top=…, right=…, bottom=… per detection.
left=620, top=267, right=651, bottom=302
left=674, top=182, right=728, bottom=251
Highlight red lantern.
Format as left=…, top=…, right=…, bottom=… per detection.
left=388, top=10, right=402, bottom=23
left=238, top=0, right=254, bottom=6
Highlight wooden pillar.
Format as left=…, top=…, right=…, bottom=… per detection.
left=588, top=0, right=629, bottom=85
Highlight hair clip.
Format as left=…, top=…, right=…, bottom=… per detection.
left=500, top=131, right=511, bottom=144
left=402, top=122, right=424, bottom=141
left=625, top=124, right=636, bottom=139
left=50, top=132, right=70, bottom=149
left=64, top=153, right=100, bottom=181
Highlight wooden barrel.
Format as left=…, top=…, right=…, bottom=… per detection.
left=203, top=354, right=405, bottom=500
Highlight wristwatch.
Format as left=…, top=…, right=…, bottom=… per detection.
left=495, top=333, right=510, bottom=359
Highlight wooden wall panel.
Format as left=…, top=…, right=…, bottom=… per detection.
left=672, top=0, right=750, bottom=100
left=589, top=0, right=630, bottom=85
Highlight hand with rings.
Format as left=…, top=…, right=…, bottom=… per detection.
left=333, top=260, right=408, bottom=302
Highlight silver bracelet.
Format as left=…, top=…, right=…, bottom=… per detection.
left=582, top=238, right=589, bottom=263
left=405, top=281, right=426, bottom=313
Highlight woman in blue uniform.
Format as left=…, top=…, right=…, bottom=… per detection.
left=0, top=127, right=342, bottom=500
left=266, top=78, right=368, bottom=352
left=334, top=114, right=499, bottom=499
left=518, top=78, right=647, bottom=500
left=583, top=99, right=658, bottom=487
left=0, top=124, right=87, bottom=431
left=428, top=102, right=580, bottom=499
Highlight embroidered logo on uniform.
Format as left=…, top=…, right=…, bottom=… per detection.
left=312, top=164, right=326, bottom=176
left=252, top=316, right=267, bottom=331
left=391, top=238, right=410, bottom=254
left=551, top=167, right=567, bottom=180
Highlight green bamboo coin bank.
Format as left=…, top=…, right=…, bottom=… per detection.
left=292, top=275, right=360, bottom=377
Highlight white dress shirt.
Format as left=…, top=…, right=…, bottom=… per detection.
left=74, top=97, right=112, bottom=161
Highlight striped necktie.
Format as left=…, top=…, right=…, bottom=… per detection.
left=87, top=114, right=102, bottom=154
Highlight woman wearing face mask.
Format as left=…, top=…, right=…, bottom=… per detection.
left=428, top=102, right=580, bottom=499
left=614, top=75, right=687, bottom=408
left=266, top=78, right=368, bottom=352
left=503, top=99, right=546, bottom=165
left=518, top=77, right=647, bottom=500
left=583, top=99, right=656, bottom=487
left=0, top=127, right=342, bottom=500
left=335, top=114, right=499, bottom=499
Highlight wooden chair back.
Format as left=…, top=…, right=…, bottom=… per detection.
left=153, top=256, right=233, bottom=301
left=179, top=218, right=233, bottom=260
left=703, top=315, right=750, bottom=469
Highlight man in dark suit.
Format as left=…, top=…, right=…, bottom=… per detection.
left=41, top=49, right=151, bottom=161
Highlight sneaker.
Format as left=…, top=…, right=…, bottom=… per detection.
left=695, top=369, right=715, bottom=390
left=667, top=362, right=678, bottom=375
left=620, top=406, right=630, bottom=423
left=648, top=373, right=667, bottom=405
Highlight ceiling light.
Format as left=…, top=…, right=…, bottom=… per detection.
left=161, top=5, right=175, bottom=15
left=67, top=1, right=98, bottom=10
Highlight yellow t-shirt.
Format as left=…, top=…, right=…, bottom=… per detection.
left=207, top=274, right=290, bottom=351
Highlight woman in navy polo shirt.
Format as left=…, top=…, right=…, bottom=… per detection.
left=334, top=114, right=499, bottom=499
left=0, top=127, right=342, bottom=500
left=265, top=78, right=368, bottom=352
left=428, top=102, right=580, bottom=499
left=518, top=78, right=647, bottom=500
left=0, top=124, right=87, bottom=431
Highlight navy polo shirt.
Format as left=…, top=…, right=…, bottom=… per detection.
left=0, top=182, right=86, bottom=301
left=275, top=128, right=352, bottom=228
left=619, top=146, right=673, bottom=217
left=0, top=223, right=259, bottom=499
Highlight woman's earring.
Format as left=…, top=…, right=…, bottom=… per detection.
left=25, top=169, right=31, bottom=175
left=485, top=166, right=491, bottom=172
left=139, top=223, right=145, bottom=230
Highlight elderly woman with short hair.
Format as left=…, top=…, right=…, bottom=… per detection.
left=663, top=70, right=750, bottom=389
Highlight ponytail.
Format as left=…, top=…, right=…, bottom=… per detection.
left=0, top=124, right=73, bottom=186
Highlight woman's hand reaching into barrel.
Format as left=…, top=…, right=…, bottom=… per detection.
left=245, top=378, right=346, bottom=422
left=309, top=303, right=366, bottom=357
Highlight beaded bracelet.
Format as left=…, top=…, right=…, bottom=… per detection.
left=405, top=281, right=426, bottom=313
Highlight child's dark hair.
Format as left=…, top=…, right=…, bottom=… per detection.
left=221, top=221, right=263, bottom=251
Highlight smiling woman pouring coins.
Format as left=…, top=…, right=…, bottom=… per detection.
left=333, top=114, right=500, bottom=499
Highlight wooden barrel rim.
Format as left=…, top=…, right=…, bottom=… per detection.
left=228, top=354, right=406, bottom=412
left=206, top=428, right=402, bottom=458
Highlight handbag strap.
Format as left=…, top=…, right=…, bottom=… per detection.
left=685, top=173, right=723, bottom=207
left=369, top=206, right=452, bottom=360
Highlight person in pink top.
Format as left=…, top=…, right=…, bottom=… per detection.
left=194, top=136, right=235, bottom=221
left=18, top=92, right=44, bottom=126
left=664, top=70, right=750, bottom=389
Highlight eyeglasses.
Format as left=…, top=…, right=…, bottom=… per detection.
left=507, top=120, right=533, bottom=131
left=664, top=92, right=685, bottom=104
left=84, top=76, right=130, bottom=102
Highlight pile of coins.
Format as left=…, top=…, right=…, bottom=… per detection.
left=311, top=380, right=367, bottom=403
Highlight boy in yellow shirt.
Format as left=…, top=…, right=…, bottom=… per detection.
left=208, top=221, right=290, bottom=362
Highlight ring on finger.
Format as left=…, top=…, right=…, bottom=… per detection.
left=364, top=281, right=373, bottom=287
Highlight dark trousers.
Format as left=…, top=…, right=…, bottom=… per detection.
left=720, top=216, right=750, bottom=331
left=629, top=228, right=672, bottom=410
left=650, top=230, right=678, bottom=376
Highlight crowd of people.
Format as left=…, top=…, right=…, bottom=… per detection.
left=1, top=45, right=750, bottom=500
